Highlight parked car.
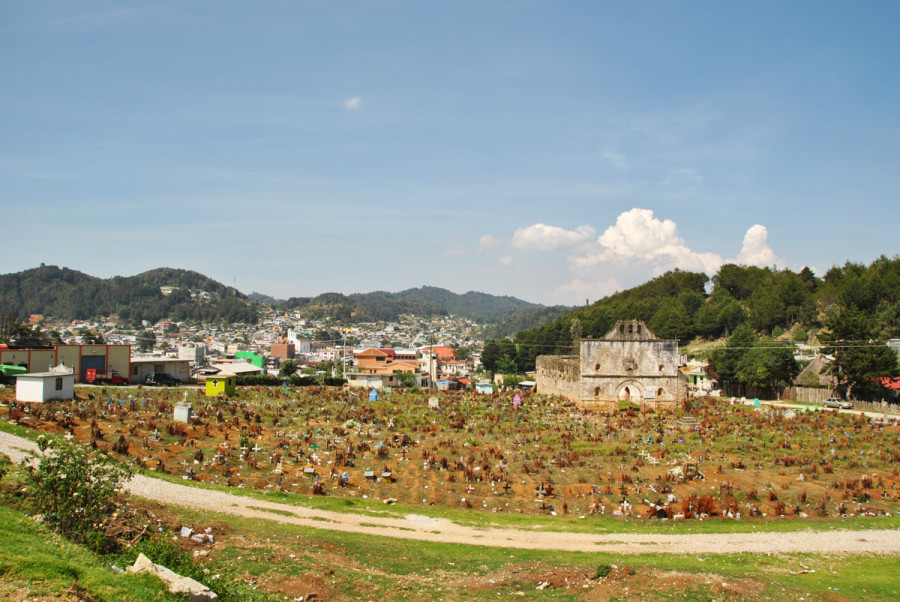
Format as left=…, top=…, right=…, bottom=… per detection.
left=823, top=398, right=852, bottom=409
left=145, top=372, right=181, bottom=387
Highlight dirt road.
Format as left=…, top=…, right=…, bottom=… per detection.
left=3, top=430, right=898, bottom=555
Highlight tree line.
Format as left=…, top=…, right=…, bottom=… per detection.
left=483, top=256, right=900, bottom=399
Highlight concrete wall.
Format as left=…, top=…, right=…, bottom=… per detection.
left=57, top=344, right=131, bottom=382
left=178, top=344, right=207, bottom=365
left=0, top=349, right=55, bottom=372
left=270, top=343, right=295, bottom=359
left=1, top=345, right=130, bottom=382
left=535, top=355, right=581, bottom=401
left=129, top=358, right=191, bottom=383
left=16, top=374, right=75, bottom=402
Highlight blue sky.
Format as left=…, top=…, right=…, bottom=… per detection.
left=2, top=1, right=898, bottom=306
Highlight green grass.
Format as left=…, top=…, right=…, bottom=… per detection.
left=129, top=501, right=900, bottom=601
left=2, top=443, right=899, bottom=601
left=0, top=504, right=180, bottom=600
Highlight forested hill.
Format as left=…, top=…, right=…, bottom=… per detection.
left=510, top=255, right=900, bottom=372
left=264, top=285, right=561, bottom=324
left=1, top=267, right=558, bottom=328
left=0, top=265, right=257, bottom=324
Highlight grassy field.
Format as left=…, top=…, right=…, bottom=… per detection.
left=0, top=503, right=180, bottom=601
left=2, top=383, right=900, bottom=600
left=4, top=488, right=896, bottom=601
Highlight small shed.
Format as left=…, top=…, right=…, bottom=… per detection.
left=16, top=364, right=76, bottom=403
left=475, top=382, right=494, bottom=395
left=205, top=371, right=237, bottom=396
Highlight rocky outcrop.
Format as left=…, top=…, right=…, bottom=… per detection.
left=127, top=553, right=218, bottom=601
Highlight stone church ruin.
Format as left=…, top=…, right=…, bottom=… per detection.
left=536, top=320, right=687, bottom=411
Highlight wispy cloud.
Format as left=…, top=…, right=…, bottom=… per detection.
left=344, top=97, right=362, bottom=110
left=602, top=146, right=629, bottom=170
left=48, top=6, right=161, bottom=30
left=439, top=239, right=467, bottom=256
left=550, top=277, right=621, bottom=305
left=477, top=234, right=502, bottom=254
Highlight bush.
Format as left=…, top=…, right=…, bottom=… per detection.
left=114, top=534, right=237, bottom=599
left=235, top=374, right=332, bottom=387
left=22, top=436, right=132, bottom=552
left=235, top=374, right=318, bottom=387
left=595, top=564, right=613, bottom=579
left=116, top=535, right=201, bottom=582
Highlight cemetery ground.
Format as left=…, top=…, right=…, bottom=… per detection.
left=1, top=385, right=900, bottom=600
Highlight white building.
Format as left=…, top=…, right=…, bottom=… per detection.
left=16, top=364, right=76, bottom=403
left=178, top=343, right=207, bottom=366
left=287, top=329, right=312, bottom=354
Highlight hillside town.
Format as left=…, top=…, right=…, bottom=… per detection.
left=2, top=304, right=497, bottom=393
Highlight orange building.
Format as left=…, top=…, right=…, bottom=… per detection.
left=354, top=348, right=419, bottom=375
left=420, top=346, right=454, bottom=361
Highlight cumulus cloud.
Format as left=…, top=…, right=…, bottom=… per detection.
left=494, top=208, right=784, bottom=305
left=736, top=224, right=778, bottom=266
left=572, top=208, right=724, bottom=274
left=498, top=256, right=514, bottom=267
left=344, top=97, right=362, bottom=110
left=477, top=234, right=502, bottom=254
left=510, top=223, right=596, bottom=252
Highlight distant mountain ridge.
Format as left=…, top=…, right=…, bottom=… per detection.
left=0, top=266, right=566, bottom=330
left=256, top=285, right=566, bottom=325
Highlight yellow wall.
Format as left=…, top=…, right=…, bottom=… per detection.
left=0, top=349, right=55, bottom=372
left=108, top=345, right=131, bottom=375
left=55, top=345, right=132, bottom=382
left=1, top=345, right=131, bottom=381
left=205, top=375, right=236, bottom=396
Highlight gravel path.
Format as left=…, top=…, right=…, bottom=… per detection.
left=4, top=431, right=899, bottom=555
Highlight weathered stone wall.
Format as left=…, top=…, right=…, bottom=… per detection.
left=536, top=321, right=687, bottom=411
left=579, top=337, right=685, bottom=407
left=535, top=355, right=581, bottom=401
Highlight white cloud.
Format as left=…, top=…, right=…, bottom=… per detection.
left=736, top=224, right=778, bottom=266
left=440, top=239, right=468, bottom=256
left=662, top=167, right=703, bottom=185
left=510, top=223, right=596, bottom=252
left=477, top=234, right=502, bottom=254
left=493, top=208, right=784, bottom=305
left=344, top=97, right=362, bottom=110
left=498, top=256, right=514, bottom=267
left=572, top=208, right=724, bottom=275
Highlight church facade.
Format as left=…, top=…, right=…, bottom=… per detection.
left=536, top=320, right=687, bottom=411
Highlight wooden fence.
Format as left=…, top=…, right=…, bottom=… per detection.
left=780, top=386, right=835, bottom=405
left=850, top=400, right=900, bottom=415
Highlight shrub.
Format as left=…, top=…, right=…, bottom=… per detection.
left=595, top=564, right=613, bottom=579
left=235, top=374, right=319, bottom=387
left=22, top=436, right=132, bottom=552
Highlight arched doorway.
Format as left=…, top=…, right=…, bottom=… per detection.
left=616, top=382, right=644, bottom=403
